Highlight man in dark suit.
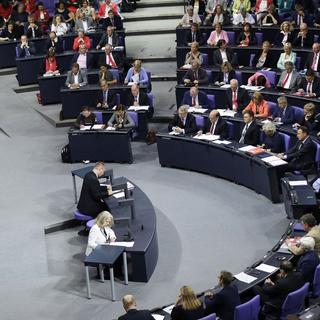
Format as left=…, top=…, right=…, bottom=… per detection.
left=239, top=110, right=260, bottom=146
left=44, top=31, right=63, bottom=54
left=184, top=23, right=204, bottom=46
left=96, top=26, right=119, bottom=49
left=16, top=35, right=36, bottom=58
left=254, top=261, right=305, bottom=316
left=204, top=271, right=240, bottom=320
left=118, top=295, right=154, bottom=320
left=127, top=84, right=153, bottom=117
left=182, top=86, right=208, bottom=108
left=305, top=42, right=320, bottom=72
left=168, top=105, right=197, bottom=134
left=70, top=43, right=94, bottom=69
left=100, top=9, right=123, bottom=30
left=96, top=80, right=117, bottom=109
left=296, top=69, right=320, bottom=97
left=183, top=61, right=208, bottom=86
left=292, top=23, right=313, bottom=48
left=198, top=110, right=229, bottom=139
left=98, top=44, right=123, bottom=69
left=77, top=162, right=110, bottom=218
left=281, top=126, right=317, bottom=173
left=213, top=39, right=238, bottom=68
left=272, top=96, right=295, bottom=125
left=226, top=79, right=250, bottom=113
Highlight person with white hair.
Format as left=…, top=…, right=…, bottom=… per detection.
left=118, top=294, right=154, bottom=320
left=261, top=122, right=285, bottom=153
left=179, top=6, right=201, bottom=27
left=296, top=237, right=320, bottom=284
left=168, top=105, right=197, bottom=134
left=226, top=79, right=250, bottom=112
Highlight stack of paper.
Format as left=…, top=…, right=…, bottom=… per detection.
left=216, top=109, right=236, bottom=117
left=106, top=126, right=116, bottom=131
left=169, top=131, right=181, bottom=135
left=212, top=140, right=232, bottom=145
left=261, top=155, right=287, bottom=166
left=234, top=272, right=257, bottom=284
left=238, top=145, right=256, bottom=152
left=163, top=304, right=175, bottom=314
left=108, top=241, right=134, bottom=248
left=255, top=263, right=278, bottom=273
left=188, top=107, right=208, bottom=113
left=240, top=85, right=264, bottom=91
left=91, top=124, right=104, bottom=130
left=128, top=106, right=149, bottom=111
left=194, top=134, right=220, bottom=141
left=288, top=180, right=307, bottom=186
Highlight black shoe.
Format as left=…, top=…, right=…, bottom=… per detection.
left=78, top=228, right=89, bottom=236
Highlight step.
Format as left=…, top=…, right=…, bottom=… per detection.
left=123, top=6, right=183, bottom=20
left=125, top=13, right=182, bottom=22
left=124, top=18, right=180, bottom=33
left=126, top=28, right=176, bottom=36
left=138, top=0, right=184, bottom=8
left=0, top=67, right=16, bottom=76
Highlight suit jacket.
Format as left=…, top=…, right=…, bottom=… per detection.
left=299, top=113, right=320, bottom=133
left=74, top=17, right=95, bottom=32
left=226, top=87, right=250, bottom=113
left=98, top=51, right=123, bottom=69
left=298, top=77, right=320, bottom=97
left=274, top=31, right=294, bottom=46
left=213, top=47, right=238, bottom=67
left=286, top=136, right=317, bottom=172
left=25, top=25, right=42, bottom=39
left=168, top=113, right=198, bottom=134
left=107, top=112, right=135, bottom=128
left=77, top=171, right=109, bottom=218
left=97, top=33, right=119, bottom=48
left=118, top=309, right=154, bottom=320
left=203, top=117, right=229, bottom=138
left=297, top=250, right=320, bottom=284
left=292, top=12, right=311, bottom=26
left=44, top=38, right=63, bottom=54
left=305, top=52, right=320, bottom=72
left=215, top=70, right=237, bottom=84
left=65, top=70, right=88, bottom=87
left=183, top=68, right=208, bottom=85
left=292, top=32, right=313, bottom=49
left=16, top=42, right=36, bottom=57
left=236, top=32, right=257, bottom=46
left=262, top=132, right=285, bottom=153
left=71, top=52, right=94, bottom=69
left=182, top=91, right=208, bottom=108
left=252, top=50, right=275, bottom=68
left=272, top=106, right=295, bottom=125
left=184, top=29, right=204, bottom=45
left=96, top=89, right=117, bottom=108
left=127, top=92, right=149, bottom=106
left=277, top=70, right=301, bottom=90
left=100, top=15, right=123, bottom=30
left=205, top=285, right=240, bottom=320
left=240, top=121, right=260, bottom=146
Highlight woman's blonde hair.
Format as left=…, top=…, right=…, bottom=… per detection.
left=133, top=59, right=142, bottom=70
left=221, top=61, right=233, bottom=72
left=252, top=91, right=263, bottom=103
left=95, top=211, right=114, bottom=228
left=280, top=21, right=293, bottom=32
left=304, top=103, right=315, bottom=113
left=283, top=42, right=292, bottom=51
left=178, top=286, right=202, bottom=311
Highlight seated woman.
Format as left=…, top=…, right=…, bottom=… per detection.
left=99, top=64, right=117, bottom=85
left=75, top=106, right=97, bottom=129
left=41, top=48, right=60, bottom=76
left=294, top=103, right=320, bottom=133
left=261, top=122, right=285, bottom=153
left=76, top=0, right=96, bottom=20
left=206, top=4, right=229, bottom=26
left=274, top=21, right=294, bottom=46
left=214, top=61, right=236, bottom=85
left=236, top=22, right=257, bottom=47
left=55, top=1, right=74, bottom=28
left=184, top=42, right=203, bottom=66
left=124, top=60, right=149, bottom=85
left=247, top=72, right=271, bottom=87
left=255, top=0, right=273, bottom=24
left=51, top=14, right=68, bottom=36
left=107, top=105, right=135, bottom=129
left=171, top=286, right=205, bottom=320
left=0, top=21, right=19, bottom=41
left=252, top=41, right=274, bottom=69
left=243, top=91, right=270, bottom=119
left=85, top=211, right=116, bottom=256
left=179, top=6, right=201, bottom=27
left=207, top=23, right=229, bottom=47
left=261, top=4, right=278, bottom=26
left=276, top=42, right=296, bottom=70
left=34, top=2, right=50, bottom=33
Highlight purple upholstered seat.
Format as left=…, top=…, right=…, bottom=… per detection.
left=86, top=219, right=95, bottom=229
left=93, top=111, right=103, bottom=124
left=194, top=114, right=205, bottom=129
left=74, top=210, right=93, bottom=222
left=234, top=295, right=260, bottom=320
left=198, top=313, right=216, bottom=320
left=207, top=94, right=215, bottom=109
left=201, top=53, right=209, bottom=67
left=313, top=264, right=320, bottom=297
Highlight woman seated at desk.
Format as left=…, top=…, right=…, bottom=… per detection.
left=124, top=59, right=148, bottom=85
left=0, top=21, right=19, bottom=41
left=207, top=22, right=229, bottom=47
left=51, top=14, right=68, bottom=36
left=276, top=42, right=296, bottom=70
left=214, top=61, right=236, bottom=85
left=247, top=71, right=271, bottom=88
left=183, top=42, right=203, bottom=66
left=107, top=105, right=134, bottom=129
left=99, top=63, right=117, bottom=85
left=261, top=4, right=279, bottom=26
left=252, top=40, right=274, bottom=69
left=293, top=103, right=320, bottom=133
left=75, top=106, right=97, bottom=129
left=243, top=91, right=270, bottom=119
left=41, top=48, right=60, bottom=76
left=236, top=22, right=257, bottom=47
left=261, top=122, right=285, bottom=153
left=275, top=21, right=294, bottom=46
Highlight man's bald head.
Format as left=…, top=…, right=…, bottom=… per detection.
left=209, top=110, right=220, bottom=123
left=122, top=295, right=137, bottom=311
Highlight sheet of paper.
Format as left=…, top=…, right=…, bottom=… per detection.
left=152, top=315, right=164, bottom=320
left=128, top=106, right=149, bottom=111
left=220, top=84, right=231, bottom=89
left=127, top=182, right=134, bottom=190
left=112, top=191, right=125, bottom=199
left=255, top=263, right=278, bottom=273
left=238, top=145, right=256, bottom=152
left=194, top=134, right=220, bottom=141
left=169, top=131, right=181, bottom=135
left=240, top=85, right=264, bottom=91
left=261, top=119, right=272, bottom=124
left=163, top=304, right=175, bottom=315
left=220, top=140, right=232, bottom=145
left=113, top=46, right=124, bottom=51
left=234, top=272, right=257, bottom=284
left=91, top=124, right=104, bottom=130
left=108, top=241, right=134, bottom=248
left=216, top=109, right=236, bottom=118
left=180, top=64, right=192, bottom=69
left=80, top=126, right=92, bottom=131
left=127, top=82, right=136, bottom=86
left=289, top=180, right=308, bottom=186
left=188, top=107, right=208, bottom=113
left=131, top=73, right=139, bottom=83
left=106, top=126, right=116, bottom=131
left=212, top=140, right=223, bottom=144
left=267, top=159, right=288, bottom=166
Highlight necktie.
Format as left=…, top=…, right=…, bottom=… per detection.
left=307, top=82, right=312, bottom=94
left=282, top=73, right=290, bottom=87
left=194, top=71, right=198, bottom=80
left=232, top=91, right=238, bottom=109
left=239, top=124, right=248, bottom=143
left=298, top=141, right=303, bottom=150
left=192, top=32, right=195, bottom=42
left=210, top=122, right=216, bottom=134
left=312, top=53, right=318, bottom=70
left=192, top=96, right=196, bottom=106
left=224, top=73, right=228, bottom=83
left=107, top=53, right=117, bottom=68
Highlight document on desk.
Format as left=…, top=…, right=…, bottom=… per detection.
left=163, top=304, right=175, bottom=315
left=108, top=241, right=135, bottom=248
left=278, top=242, right=290, bottom=254
left=194, top=134, right=220, bottom=141
left=255, top=263, right=278, bottom=273
left=106, top=126, right=116, bottom=131
left=238, top=145, right=256, bottom=152
left=240, top=85, right=264, bottom=91
left=234, top=272, right=257, bottom=284
left=188, top=107, right=208, bottom=113
left=127, top=182, right=134, bottom=190
left=91, top=124, right=104, bottom=130
left=128, top=106, right=150, bottom=111
left=152, top=315, right=165, bottom=320
left=169, top=131, right=181, bottom=135
left=220, top=84, right=231, bottom=89
left=180, top=64, right=192, bottom=69
left=288, top=180, right=308, bottom=186
left=112, top=191, right=125, bottom=199
left=261, top=155, right=287, bottom=166
left=216, top=109, right=237, bottom=118
left=212, top=140, right=232, bottom=145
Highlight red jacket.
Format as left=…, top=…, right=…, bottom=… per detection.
left=73, top=36, right=91, bottom=51
left=0, top=4, right=12, bottom=19
left=98, top=3, right=118, bottom=18
left=255, top=0, right=273, bottom=12
left=34, top=9, right=50, bottom=23
left=24, top=0, right=36, bottom=13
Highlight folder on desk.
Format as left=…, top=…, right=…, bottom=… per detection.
left=247, top=147, right=265, bottom=155
left=234, top=272, right=257, bottom=284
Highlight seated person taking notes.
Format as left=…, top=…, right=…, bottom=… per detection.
left=96, top=80, right=117, bottom=109
left=75, top=106, right=97, bottom=128
left=183, top=61, right=208, bottom=86
left=243, top=92, right=270, bottom=119
left=168, top=105, right=197, bottom=135
left=261, top=122, right=285, bottom=153
left=182, top=86, right=208, bottom=108
left=198, top=110, right=228, bottom=139
left=124, top=60, right=148, bottom=85
left=272, top=96, right=295, bottom=125
left=99, top=64, right=117, bottom=85
left=107, top=105, right=134, bottom=129
left=296, top=69, right=320, bottom=97
left=41, top=48, right=60, bottom=76
left=65, top=63, right=88, bottom=89
left=239, top=110, right=260, bottom=145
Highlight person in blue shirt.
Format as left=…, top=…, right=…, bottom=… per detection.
left=124, top=59, right=149, bottom=85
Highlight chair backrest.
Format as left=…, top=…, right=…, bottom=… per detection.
left=314, top=35, right=319, bottom=43
left=315, top=143, right=320, bottom=168
left=313, top=264, right=320, bottom=297
left=278, top=132, right=291, bottom=153
left=93, top=111, right=103, bottom=124
left=146, top=70, right=152, bottom=92
left=292, top=106, right=304, bottom=123
left=226, top=121, right=234, bottom=139
left=202, top=32, right=208, bottom=42
left=201, top=53, right=208, bottom=66
left=194, top=114, right=205, bottom=129
left=127, top=111, right=138, bottom=127
left=205, top=70, right=212, bottom=83
left=281, top=282, right=309, bottom=318
left=235, top=71, right=242, bottom=85
left=207, top=94, right=215, bottom=109
left=198, top=313, right=216, bottom=320
left=109, top=69, right=120, bottom=83
left=249, top=53, right=255, bottom=67
left=116, top=93, right=120, bottom=105
left=295, top=56, right=301, bottom=70
left=147, top=93, right=154, bottom=108
left=227, top=31, right=235, bottom=45
left=234, top=295, right=260, bottom=320
left=266, top=101, right=277, bottom=116
left=255, top=32, right=263, bottom=46
left=260, top=70, right=276, bottom=86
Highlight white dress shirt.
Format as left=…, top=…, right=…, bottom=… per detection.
left=77, top=53, right=87, bottom=69
left=283, top=72, right=293, bottom=89
left=220, top=49, right=228, bottom=62
left=73, top=72, right=79, bottom=84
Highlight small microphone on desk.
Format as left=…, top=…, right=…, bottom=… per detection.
left=123, top=227, right=134, bottom=241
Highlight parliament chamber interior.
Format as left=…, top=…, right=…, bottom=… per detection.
left=3, top=0, right=320, bottom=319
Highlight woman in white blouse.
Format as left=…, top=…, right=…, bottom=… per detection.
left=85, top=211, right=116, bottom=256
left=51, top=14, right=68, bottom=36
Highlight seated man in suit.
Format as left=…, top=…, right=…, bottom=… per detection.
left=168, top=105, right=197, bottom=135
left=296, top=237, right=320, bottom=284
left=182, top=86, right=208, bottom=109
left=74, top=11, right=95, bottom=33
left=239, top=110, right=260, bottom=145
left=24, top=14, right=42, bottom=39
left=272, top=96, right=295, bottom=125
left=96, top=25, right=119, bottom=49
left=96, top=80, right=117, bottom=109
left=292, top=23, right=313, bottom=48
left=305, top=42, right=320, bottom=72
left=277, top=61, right=301, bottom=90
left=279, top=126, right=317, bottom=174
left=296, top=69, right=320, bottom=97
left=183, top=61, right=208, bottom=86
left=261, top=122, right=285, bottom=153
left=98, top=44, right=123, bottom=69
left=213, top=39, right=238, bottom=68
left=184, top=23, right=204, bottom=46
left=16, top=35, right=36, bottom=57
left=107, top=105, right=135, bottom=129
left=71, top=43, right=93, bottom=70
left=65, top=63, right=88, bottom=89
left=127, top=84, right=153, bottom=118
left=204, top=271, right=240, bottom=320
left=197, top=110, right=229, bottom=139
left=253, top=261, right=305, bottom=317
left=44, top=31, right=63, bottom=54
left=100, top=9, right=123, bottom=30
left=75, top=106, right=97, bottom=128
left=226, top=79, right=250, bottom=113
left=77, top=162, right=111, bottom=218
left=118, top=294, right=154, bottom=320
